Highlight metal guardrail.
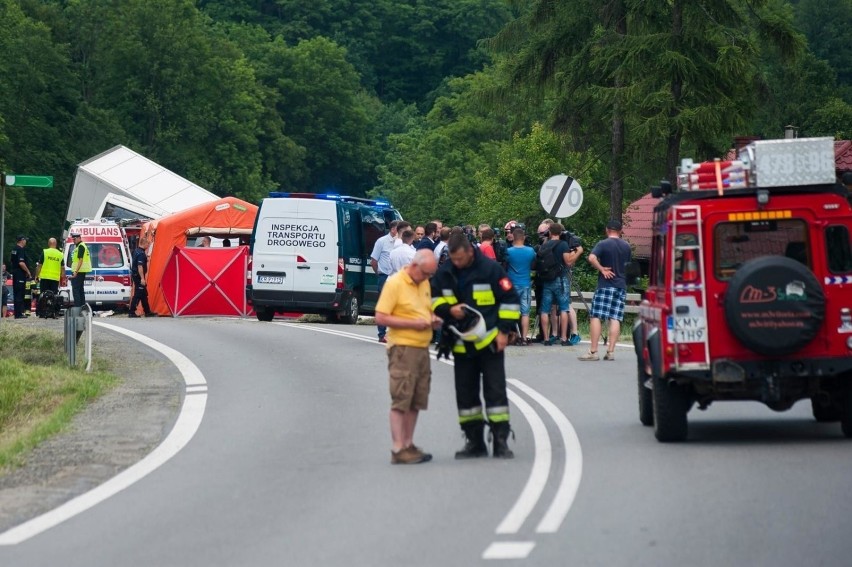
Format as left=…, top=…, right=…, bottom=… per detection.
left=64, top=304, right=93, bottom=371
left=531, top=291, right=642, bottom=314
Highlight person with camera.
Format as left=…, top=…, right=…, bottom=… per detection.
left=432, top=233, right=521, bottom=459
left=505, top=226, right=536, bottom=344
left=536, top=223, right=583, bottom=346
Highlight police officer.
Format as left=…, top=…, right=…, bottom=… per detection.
left=10, top=235, right=33, bottom=318
left=35, top=237, right=65, bottom=317
left=431, top=233, right=521, bottom=459
left=69, top=231, right=91, bottom=308
left=129, top=237, right=157, bottom=317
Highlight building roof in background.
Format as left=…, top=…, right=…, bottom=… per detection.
left=622, top=192, right=656, bottom=259
left=836, top=140, right=852, bottom=171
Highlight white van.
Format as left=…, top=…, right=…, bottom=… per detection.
left=61, top=219, right=133, bottom=310
left=248, top=193, right=401, bottom=322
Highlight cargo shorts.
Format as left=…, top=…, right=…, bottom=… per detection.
left=387, top=345, right=431, bottom=412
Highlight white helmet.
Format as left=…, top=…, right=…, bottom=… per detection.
left=448, top=306, right=488, bottom=342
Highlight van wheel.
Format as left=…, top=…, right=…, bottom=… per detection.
left=652, top=374, right=689, bottom=442
left=256, top=308, right=274, bottom=322
left=338, top=296, right=359, bottom=324
left=638, top=359, right=654, bottom=427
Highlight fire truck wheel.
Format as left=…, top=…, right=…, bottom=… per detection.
left=811, top=396, right=842, bottom=422
left=723, top=256, right=825, bottom=356
left=637, top=359, right=654, bottom=426
left=841, top=387, right=852, bottom=438
left=652, top=375, right=690, bottom=442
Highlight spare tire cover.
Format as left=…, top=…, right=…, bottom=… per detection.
left=723, top=255, right=825, bottom=356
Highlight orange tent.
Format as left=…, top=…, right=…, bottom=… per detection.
left=140, top=197, right=258, bottom=316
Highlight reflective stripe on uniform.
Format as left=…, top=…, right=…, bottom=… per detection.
left=472, top=283, right=495, bottom=306
left=432, top=289, right=459, bottom=310
left=459, top=407, right=485, bottom=424
left=77, top=243, right=92, bottom=273
left=487, top=406, right=511, bottom=423
left=498, top=303, right=521, bottom=320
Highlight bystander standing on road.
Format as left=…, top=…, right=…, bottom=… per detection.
left=370, top=220, right=399, bottom=343
left=433, top=227, right=450, bottom=265
left=478, top=228, right=497, bottom=260
left=374, top=250, right=442, bottom=465
left=415, top=222, right=439, bottom=252
left=538, top=223, right=582, bottom=346
left=389, top=229, right=416, bottom=275
left=68, top=232, right=91, bottom=308
left=10, top=235, right=33, bottom=318
left=505, top=227, right=536, bottom=344
left=35, top=237, right=64, bottom=317
left=579, top=219, right=632, bottom=361
left=129, top=238, right=158, bottom=318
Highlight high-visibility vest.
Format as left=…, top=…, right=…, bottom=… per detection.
left=75, top=242, right=92, bottom=273
left=41, top=248, right=64, bottom=281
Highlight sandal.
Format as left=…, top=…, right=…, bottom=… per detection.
left=603, top=351, right=615, bottom=361
left=578, top=350, right=600, bottom=361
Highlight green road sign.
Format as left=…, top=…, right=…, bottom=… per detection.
left=5, top=174, right=54, bottom=188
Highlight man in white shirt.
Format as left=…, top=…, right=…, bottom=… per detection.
left=370, top=220, right=399, bottom=343
left=389, top=229, right=417, bottom=275
left=433, top=227, right=450, bottom=264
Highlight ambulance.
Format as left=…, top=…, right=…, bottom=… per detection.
left=634, top=137, right=852, bottom=442
left=248, top=193, right=402, bottom=322
left=61, top=219, right=133, bottom=310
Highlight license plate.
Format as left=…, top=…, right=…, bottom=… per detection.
left=674, top=316, right=706, bottom=342
left=258, top=275, right=284, bottom=284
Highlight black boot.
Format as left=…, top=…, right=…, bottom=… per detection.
left=454, top=421, right=488, bottom=459
left=490, top=422, right=514, bottom=459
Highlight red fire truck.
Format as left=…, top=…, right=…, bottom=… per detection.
left=634, top=137, right=852, bottom=441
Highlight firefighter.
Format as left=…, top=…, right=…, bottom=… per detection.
left=432, top=233, right=521, bottom=459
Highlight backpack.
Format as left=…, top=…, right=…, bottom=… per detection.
left=535, top=240, right=562, bottom=282
left=438, top=245, right=449, bottom=266
left=493, top=239, right=507, bottom=267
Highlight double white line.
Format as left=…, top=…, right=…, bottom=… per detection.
left=278, top=322, right=584, bottom=561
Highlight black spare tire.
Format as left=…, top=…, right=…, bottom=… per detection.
left=724, top=255, right=825, bottom=356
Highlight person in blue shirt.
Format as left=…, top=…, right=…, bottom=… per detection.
left=504, top=227, right=536, bottom=344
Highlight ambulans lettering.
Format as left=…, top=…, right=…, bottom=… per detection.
left=72, top=226, right=121, bottom=237
left=266, top=223, right=327, bottom=248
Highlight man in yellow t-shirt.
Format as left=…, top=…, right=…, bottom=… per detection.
left=375, top=249, right=441, bottom=465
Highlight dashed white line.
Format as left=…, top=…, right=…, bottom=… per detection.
left=482, top=541, right=536, bottom=560
left=0, top=322, right=207, bottom=546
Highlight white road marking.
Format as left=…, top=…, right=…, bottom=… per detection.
left=495, top=391, right=552, bottom=534
left=0, top=322, right=207, bottom=546
left=482, top=541, right=536, bottom=560
left=272, top=322, right=585, bottom=543
left=509, top=378, right=583, bottom=533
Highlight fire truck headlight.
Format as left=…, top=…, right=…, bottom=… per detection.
left=756, top=189, right=770, bottom=205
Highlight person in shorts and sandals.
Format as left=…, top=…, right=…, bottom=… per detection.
left=504, top=226, right=536, bottom=344
left=579, top=219, right=632, bottom=361
left=374, top=249, right=442, bottom=465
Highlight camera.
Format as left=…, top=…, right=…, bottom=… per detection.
left=560, top=230, right=581, bottom=251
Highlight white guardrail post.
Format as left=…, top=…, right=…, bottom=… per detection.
left=64, top=304, right=93, bottom=371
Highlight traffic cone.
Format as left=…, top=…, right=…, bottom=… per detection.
left=682, top=249, right=698, bottom=282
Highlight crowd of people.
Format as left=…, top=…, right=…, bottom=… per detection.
left=372, top=217, right=633, bottom=464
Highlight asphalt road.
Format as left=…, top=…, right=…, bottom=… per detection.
left=1, top=317, right=851, bottom=566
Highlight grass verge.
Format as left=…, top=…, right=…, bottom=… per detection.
left=0, top=325, right=118, bottom=471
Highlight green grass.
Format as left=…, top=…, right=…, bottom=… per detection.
left=0, top=326, right=118, bottom=471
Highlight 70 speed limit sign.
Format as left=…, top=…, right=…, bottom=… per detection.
left=540, top=174, right=583, bottom=218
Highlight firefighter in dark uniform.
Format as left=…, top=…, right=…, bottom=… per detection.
left=431, top=233, right=522, bottom=458
left=10, top=235, right=34, bottom=318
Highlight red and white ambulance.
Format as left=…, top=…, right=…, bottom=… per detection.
left=61, top=219, right=133, bottom=310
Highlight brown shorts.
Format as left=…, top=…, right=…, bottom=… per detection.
left=387, top=345, right=431, bottom=412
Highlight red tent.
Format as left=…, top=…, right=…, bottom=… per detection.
left=160, top=246, right=251, bottom=317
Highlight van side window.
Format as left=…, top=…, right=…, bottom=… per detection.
left=361, top=210, right=386, bottom=253
left=825, top=225, right=852, bottom=273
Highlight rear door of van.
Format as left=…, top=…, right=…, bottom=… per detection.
left=253, top=198, right=338, bottom=302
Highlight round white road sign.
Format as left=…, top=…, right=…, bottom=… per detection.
left=540, top=174, right=583, bottom=218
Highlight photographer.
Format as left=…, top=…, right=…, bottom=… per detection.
left=536, top=223, right=583, bottom=345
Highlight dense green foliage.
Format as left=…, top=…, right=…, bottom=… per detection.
left=0, top=0, right=849, bottom=261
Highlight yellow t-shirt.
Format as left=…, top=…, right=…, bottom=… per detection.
left=375, top=269, right=433, bottom=348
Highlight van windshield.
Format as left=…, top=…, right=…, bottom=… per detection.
left=66, top=243, right=127, bottom=269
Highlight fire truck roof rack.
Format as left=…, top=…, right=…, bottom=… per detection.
left=676, top=137, right=836, bottom=194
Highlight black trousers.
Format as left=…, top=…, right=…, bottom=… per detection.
left=130, top=281, right=151, bottom=314
left=13, top=277, right=26, bottom=317
left=71, top=274, right=86, bottom=307
left=40, top=279, right=59, bottom=294
left=454, top=348, right=509, bottom=418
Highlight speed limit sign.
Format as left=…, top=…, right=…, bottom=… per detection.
left=540, top=174, right=583, bottom=218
